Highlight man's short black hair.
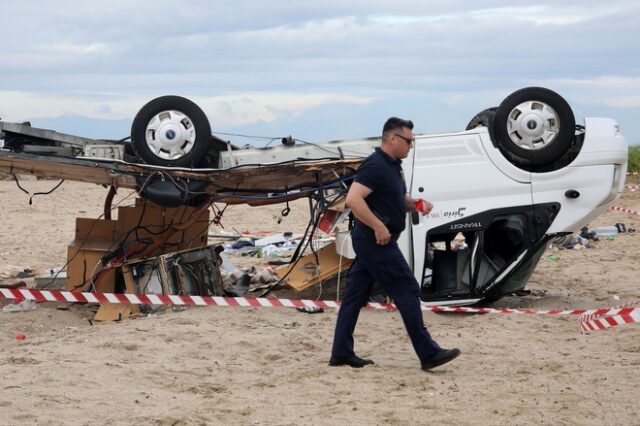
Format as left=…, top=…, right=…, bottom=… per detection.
left=383, top=117, right=414, bottom=135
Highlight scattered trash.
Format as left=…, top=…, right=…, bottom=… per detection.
left=258, top=245, right=285, bottom=258
left=370, top=294, right=387, bottom=303
left=209, top=230, right=242, bottom=239
left=252, top=268, right=278, bottom=284
left=575, top=235, right=591, bottom=247
left=580, top=227, right=599, bottom=241
left=254, top=233, right=291, bottom=248
left=33, top=269, right=67, bottom=289
left=220, top=266, right=280, bottom=295
left=549, top=234, right=594, bottom=250
left=274, top=242, right=353, bottom=291
left=546, top=255, right=560, bottom=262
left=335, top=230, right=355, bottom=259
left=225, top=273, right=251, bottom=297
left=296, top=306, right=324, bottom=314
left=223, top=232, right=300, bottom=258
left=513, top=289, right=547, bottom=297
left=615, top=222, right=636, bottom=233
left=2, top=299, right=38, bottom=313
left=231, top=237, right=255, bottom=249
left=580, top=223, right=638, bottom=239
left=593, top=226, right=618, bottom=238
left=219, top=253, right=240, bottom=274
left=16, top=268, right=34, bottom=278
left=15, top=334, right=26, bottom=340
left=318, top=209, right=351, bottom=234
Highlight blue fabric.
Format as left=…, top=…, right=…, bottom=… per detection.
left=354, top=147, right=407, bottom=233
left=231, top=239, right=254, bottom=249
left=331, top=235, right=441, bottom=363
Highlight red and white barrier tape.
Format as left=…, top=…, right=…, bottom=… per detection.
left=624, top=185, right=640, bottom=192
left=579, top=301, right=640, bottom=331
left=0, top=288, right=341, bottom=310
left=609, top=205, right=640, bottom=216
left=2, top=288, right=639, bottom=331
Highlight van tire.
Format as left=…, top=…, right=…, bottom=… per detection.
left=131, top=96, right=211, bottom=168
left=492, top=87, right=575, bottom=169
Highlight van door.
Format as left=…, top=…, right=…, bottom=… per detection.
left=408, top=131, right=533, bottom=295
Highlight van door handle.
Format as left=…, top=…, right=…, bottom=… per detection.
left=411, top=211, right=420, bottom=225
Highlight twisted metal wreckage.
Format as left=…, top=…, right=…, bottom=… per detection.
left=0, top=87, right=629, bottom=317
left=0, top=104, right=365, bottom=319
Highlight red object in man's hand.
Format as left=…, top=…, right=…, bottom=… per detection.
left=415, top=199, right=427, bottom=213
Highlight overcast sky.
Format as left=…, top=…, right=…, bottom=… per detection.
left=1, top=1, right=639, bottom=145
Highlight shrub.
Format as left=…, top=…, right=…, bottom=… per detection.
left=628, top=146, right=640, bottom=172
left=627, top=146, right=640, bottom=183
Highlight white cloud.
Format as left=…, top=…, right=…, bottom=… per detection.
left=545, top=76, right=640, bottom=108
left=0, top=1, right=638, bottom=140
left=0, top=91, right=375, bottom=126
left=600, top=97, right=640, bottom=108
left=553, top=76, right=640, bottom=89
left=469, top=5, right=619, bottom=25
left=46, top=42, right=110, bottom=56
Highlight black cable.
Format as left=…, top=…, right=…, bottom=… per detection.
left=13, top=175, right=65, bottom=205
left=43, top=191, right=138, bottom=290
left=291, top=138, right=355, bottom=158
left=263, top=138, right=280, bottom=148
left=75, top=197, right=154, bottom=290
left=220, top=156, right=351, bottom=171
left=258, top=192, right=325, bottom=297
left=308, top=197, right=322, bottom=264
left=212, top=175, right=354, bottom=202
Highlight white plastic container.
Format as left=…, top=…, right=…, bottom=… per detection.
left=593, top=226, right=618, bottom=237
left=335, top=230, right=356, bottom=259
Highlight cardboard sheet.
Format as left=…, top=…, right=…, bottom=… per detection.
left=275, top=242, right=353, bottom=291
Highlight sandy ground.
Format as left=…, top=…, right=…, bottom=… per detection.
left=1, top=179, right=639, bottom=425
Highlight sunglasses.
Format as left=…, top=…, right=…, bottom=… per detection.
left=392, top=133, right=415, bottom=145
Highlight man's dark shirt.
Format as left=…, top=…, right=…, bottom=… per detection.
left=353, top=147, right=407, bottom=236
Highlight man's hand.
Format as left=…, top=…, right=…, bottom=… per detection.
left=415, top=198, right=433, bottom=215
left=406, top=196, right=433, bottom=215
left=347, top=182, right=392, bottom=245
left=374, top=223, right=391, bottom=245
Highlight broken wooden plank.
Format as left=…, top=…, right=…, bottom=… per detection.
left=274, top=242, right=353, bottom=291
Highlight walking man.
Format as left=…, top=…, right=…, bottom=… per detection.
left=329, top=117, right=460, bottom=370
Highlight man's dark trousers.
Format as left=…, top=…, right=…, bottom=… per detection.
left=331, top=233, right=441, bottom=362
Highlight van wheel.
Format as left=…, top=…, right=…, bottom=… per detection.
left=492, top=87, right=575, bottom=169
left=131, top=96, right=211, bottom=168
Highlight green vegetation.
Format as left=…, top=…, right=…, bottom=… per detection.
left=627, top=146, right=640, bottom=183
left=628, top=146, right=640, bottom=172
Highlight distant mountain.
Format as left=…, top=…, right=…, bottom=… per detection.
left=15, top=98, right=638, bottom=147
left=214, top=96, right=463, bottom=146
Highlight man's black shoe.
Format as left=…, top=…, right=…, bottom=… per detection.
left=421, top=348, right=461, bottom=371
left=329, top=355, right=374, bottom=368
